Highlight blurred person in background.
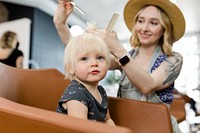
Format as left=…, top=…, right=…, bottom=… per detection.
left=0, top=31, right=23, bottom=68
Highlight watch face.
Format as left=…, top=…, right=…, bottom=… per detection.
left=119, top=55, right=130, bottom=66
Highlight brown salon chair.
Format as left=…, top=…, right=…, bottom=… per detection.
left=0, top=97, right=132, bottom=133
left=0, top=63, right=133, bottom=133
left=0, top=62, right=69, bottom=111
left=108, top=96, right=173, bottom=133
left=170, top=98, right=186, bottom=123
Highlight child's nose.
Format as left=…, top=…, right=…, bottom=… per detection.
left=91, top=59, right=98, bottom=67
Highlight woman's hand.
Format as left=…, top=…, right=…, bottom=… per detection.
left=86, top=29, right=126, bottom=58
left=101, top=31, right=120, bottom=52
left=53, top=0, right=73, bottom=46
left=86, top=28, right=127, bottom=70
left=54, top=0, right=73, bottom=25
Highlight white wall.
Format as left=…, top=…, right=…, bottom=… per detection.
left=0, top=18, right=31, bottom=68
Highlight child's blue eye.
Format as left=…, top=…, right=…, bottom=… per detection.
left=81, top=57, right=88, bottom=61
left=97, top=56, right=105, bottom=60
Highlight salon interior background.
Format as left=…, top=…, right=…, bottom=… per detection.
left=0, top=0, right=200, bottom=101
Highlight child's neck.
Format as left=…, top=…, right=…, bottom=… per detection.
left=75, top=79, right=102, bottom=103
left=75, top=79, right=99, bottom=92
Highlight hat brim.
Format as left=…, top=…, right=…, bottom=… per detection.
left=124, top=0, right=185, bottom=42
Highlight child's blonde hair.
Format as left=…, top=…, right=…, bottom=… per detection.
left=64, top=32, right=110, bottom=80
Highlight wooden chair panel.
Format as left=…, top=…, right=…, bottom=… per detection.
left=0, top=97, right=132, bottom=133
left=0, top=63, right=69, bottom=111
left=170, top=98, right=186, bottom=123
left=108, top=96, right=173, bottom=133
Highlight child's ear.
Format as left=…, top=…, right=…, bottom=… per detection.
left=65, top=65, right=75, bottom=75
left=69, top=68, right=75, bottom=75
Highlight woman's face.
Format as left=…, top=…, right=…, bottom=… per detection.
left=135, top=6, right=164, bottom=47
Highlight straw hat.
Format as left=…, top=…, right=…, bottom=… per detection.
left=124, top=0, right=186, bottom=42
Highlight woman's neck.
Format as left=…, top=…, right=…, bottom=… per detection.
left=138, top=45, right=158, bottom=56
left=135, top=45, right=160, bottom=71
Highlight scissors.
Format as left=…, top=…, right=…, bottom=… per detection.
left=70, top=2, right=85, bottom=15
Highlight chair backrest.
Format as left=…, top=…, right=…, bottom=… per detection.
left=0, top=97, right=132, bottom=133
left=170, top=98, right=186, bottom=123
left=108, top=97, right=173, bottom=133
left=0, top=63, right=69, bottom=111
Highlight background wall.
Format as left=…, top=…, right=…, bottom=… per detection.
left=0, top=18, right=31, bottom=68
left=1, top=2, right=65, bottom=73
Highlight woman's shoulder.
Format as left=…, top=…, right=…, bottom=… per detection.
left=13, top=49, right=23, bottom=56
left=167, top=51, right=183, bottom=61
left=172, top=51, right=182, bottom=56
left=164, top=51, right=183, bottom=69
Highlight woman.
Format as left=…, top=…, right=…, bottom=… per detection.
left=53, top=0, right=185, bottom=132
left=0, top=31, right=23, bottom=68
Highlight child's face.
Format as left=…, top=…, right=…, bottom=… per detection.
left=73, top=50, right=108, bottom=84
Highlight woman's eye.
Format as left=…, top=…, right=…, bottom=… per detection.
left=151, top=22, right=158, bottom=25
left=137, top=19, right=143, bottom=23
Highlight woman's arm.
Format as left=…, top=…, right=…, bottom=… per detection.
left=119, top=51, right=183, bottom=94
left=53, top=0, right=73, bottom=46
left=109, top=54, right=121, bottom=70
left=16, top=56, right=23, bottom=68
left=90, top=30, right=183, bottom=94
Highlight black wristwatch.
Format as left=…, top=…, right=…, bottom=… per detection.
left=119, top=54, right=130, bottom=66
